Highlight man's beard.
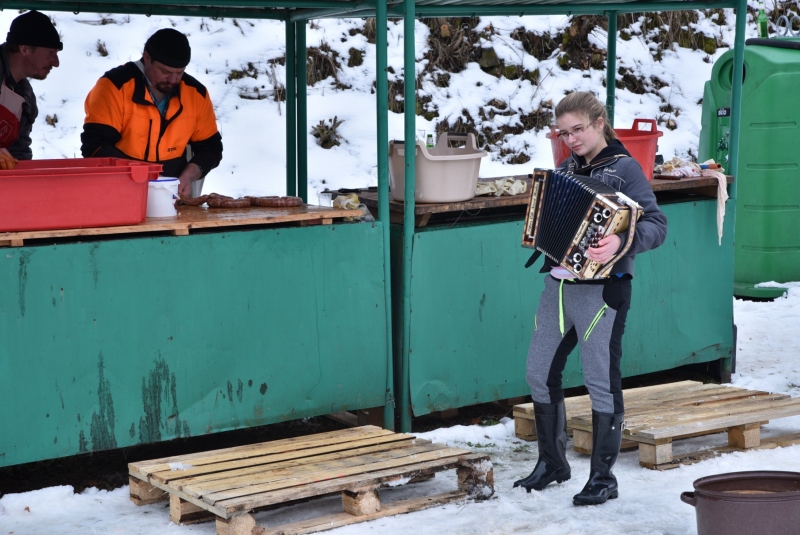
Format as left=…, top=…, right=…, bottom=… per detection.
left=30, top=70, right=51, bottom=81
left=155, top=82, right=177, bottom=94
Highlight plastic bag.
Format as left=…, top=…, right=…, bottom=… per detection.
left=333, top=193, right=374, bottom=222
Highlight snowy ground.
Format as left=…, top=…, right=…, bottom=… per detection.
left=3, top=287, right=800, bottom=534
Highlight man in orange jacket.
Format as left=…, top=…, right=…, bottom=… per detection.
left=81, top=29, right=223, bottom=196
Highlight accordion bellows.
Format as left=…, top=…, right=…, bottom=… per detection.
left=522, top=168, right=641, bottom=279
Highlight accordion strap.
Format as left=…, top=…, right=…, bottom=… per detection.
left=524, top=250, right=542, bottom=269
left=569, top=154, right=628, bottom=176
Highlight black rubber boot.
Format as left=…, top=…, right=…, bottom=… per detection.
left=573, top=411, right=624, bottom=506
left=513, top=401, right=571, bottom=492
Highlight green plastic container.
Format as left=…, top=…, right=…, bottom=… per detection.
left=700, top=38, right=800, bottom=298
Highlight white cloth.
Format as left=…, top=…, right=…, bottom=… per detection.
left=475, top=181, right=498, bottom=196
left=702, top=169, right=728, bottom=246
left=475, top=178, right=528, bottom=197
left=333, top=193, right=360, bottom=210
left=667, top=165, right=700, bottom=177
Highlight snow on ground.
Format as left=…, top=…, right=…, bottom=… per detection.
left=3, top=289, right=800, bottom=535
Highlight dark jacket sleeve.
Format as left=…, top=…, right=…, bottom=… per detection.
left=80, top=123, right=129, bottom=159
left=188, top=132, right=222, bottom=176
left=618, top=158, right=668, bottom=255
left=184, top=82, right=223, bottom=176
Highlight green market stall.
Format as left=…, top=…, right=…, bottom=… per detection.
left=363, top=175, right=735, bottom=422
left=386, top=0, right=746, bottom=431
left=0, top=207, right=393, bottom=468
left=0, top=0, right=747, bottom=466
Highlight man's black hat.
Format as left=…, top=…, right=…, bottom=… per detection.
left=6, top=10, right=63, bottom=50
left=145, top=29, right=191, bottom=68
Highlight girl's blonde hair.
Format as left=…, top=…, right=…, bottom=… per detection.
left=554, top=91, right=617, bottom=144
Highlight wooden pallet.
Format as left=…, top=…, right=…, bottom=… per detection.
left=513, top=381, right=699, bottom=442
left=513, top=381, right=800, bottom=469
left=0, top=204, right=359, bottom=247
left=128, top=426, right=493, bottom=535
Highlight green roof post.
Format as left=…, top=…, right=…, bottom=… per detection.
left=375, top=0, right=396, bottom=431
left=297, top=21, right=308, bottom=203
left=728, top=0, right=746, bottom=187
left=720, top=0, right=747, bottom=380
left=605, top=10, right=618, bottom=126
left=399, top=0, right=416, bottom=433
left=286, top=20, right=297, bottom=196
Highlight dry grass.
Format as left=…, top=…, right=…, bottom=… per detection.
left=422, top=17, right=481, bottom=75
left=556, top=15, right=607, bottom=71
left=361, top=18, right=376, bottom=44
left=620, top=10, right=722, bottom=59
left=306, top=40, right=341, bottom=86
left=266, top=63, right=286, bottom=102
left=510, top=28, right=559, bottom=61
left=227, top=62, right=259, bottom=82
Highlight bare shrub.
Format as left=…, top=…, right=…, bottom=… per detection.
left=347, top=47, right=364, bottom=67
left=510, top=28, right=559, bottom=60
left=228, top=62, right=258, bottom=81
left=311, top=116, right=345, bottom=149
left=422, top=17, right=481, bottom=75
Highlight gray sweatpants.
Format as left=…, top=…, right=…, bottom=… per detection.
left=526, top=275, right=631, bottom=414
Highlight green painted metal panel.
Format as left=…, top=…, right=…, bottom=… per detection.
left=396, top=199, right=734, bottom=416
left=0, top=223, right=388, bottom=467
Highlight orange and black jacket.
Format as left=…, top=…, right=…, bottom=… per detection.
left=81, top=62, right=223, bottom=178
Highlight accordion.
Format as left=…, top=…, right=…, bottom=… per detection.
left=522, top=168, right=642, bottom=280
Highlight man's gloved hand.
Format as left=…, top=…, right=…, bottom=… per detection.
left=0, top=148, right=18, bottom=170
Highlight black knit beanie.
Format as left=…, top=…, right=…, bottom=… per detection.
left=6, top=10, right=63, bottom=50
left=144, top=29, right=191, bottom=68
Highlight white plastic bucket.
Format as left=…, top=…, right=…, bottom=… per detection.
left=147, top=177, right=179, bottom=218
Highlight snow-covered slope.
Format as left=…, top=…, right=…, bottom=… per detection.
left=6, top=7, right=758, bottom=199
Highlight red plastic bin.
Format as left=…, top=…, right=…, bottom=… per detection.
left=546, top=119, right=664, bottom=181
left=0, top=158, right=162, bottom=232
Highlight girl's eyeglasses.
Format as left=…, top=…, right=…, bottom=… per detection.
left=556, top=121, right=594, bottom=141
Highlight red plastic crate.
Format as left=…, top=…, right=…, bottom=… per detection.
left=0, top=158, right=162, bottom=232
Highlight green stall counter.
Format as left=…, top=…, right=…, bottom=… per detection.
left=363, top=176, right=735, bottom=417
left=0, top=211, right=390, bottom=468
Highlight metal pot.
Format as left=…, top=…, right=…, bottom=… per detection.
left=681, top=471, right=800, bottom=535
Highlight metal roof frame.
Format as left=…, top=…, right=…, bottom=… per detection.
left=0, top=0, right=740, bottom=18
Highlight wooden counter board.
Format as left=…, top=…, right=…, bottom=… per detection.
left=359, top=174, right=733, bottom=226
left=0, top=204, right=362, bottom=247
